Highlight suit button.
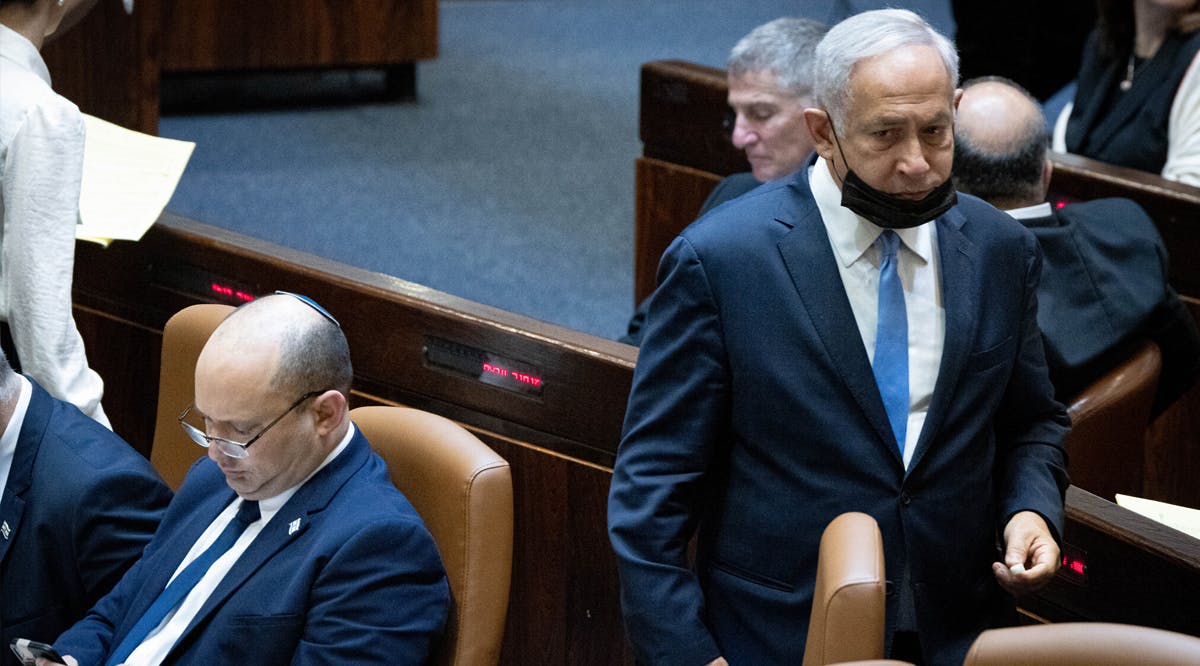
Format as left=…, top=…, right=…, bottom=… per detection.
left=900, top=493, right=912, bottom=506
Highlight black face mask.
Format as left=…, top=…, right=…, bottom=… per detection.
left=829, top=123, right=957, bottom=229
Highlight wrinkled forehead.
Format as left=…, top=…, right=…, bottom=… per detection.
left=844, top=46, right=956, bottom=118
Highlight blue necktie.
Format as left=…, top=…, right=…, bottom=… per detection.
left=873, top=230, right=908, bottom=455
left=106, top=499, right=260, bottom=666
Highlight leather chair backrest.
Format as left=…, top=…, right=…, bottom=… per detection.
left=1064, top=340, right=1161, bottom=500
left=351, top=405, right=514, bottom=666
left=151, top=303, right=235, bottom=490
left=963, top=622, right=1200, bottom=665
left=802, top=512, right=887, bottom=666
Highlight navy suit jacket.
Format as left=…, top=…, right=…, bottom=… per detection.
left=55, top=427, right=449, bottom=665
left=0, top=379, right=170, bottom=665
left=608, top=168, right=1070, bottom=666
left=1023, top=199, right=1200, bottom=405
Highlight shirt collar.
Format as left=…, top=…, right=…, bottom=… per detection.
left=809, top=157, right=934, bottom=268
left=0, top=24, right=51, bottom=87
left=1004, top=201, right=1053, bottom=220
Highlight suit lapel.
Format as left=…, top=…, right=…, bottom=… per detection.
left=170, top=430, right=372, bottom=651
left=775, top=173, right=900, bottom=460
left=0, top=488, right=24, bottom=566
left=907, top=211, right=979, bottom=472
left=0, top=383, right=47, bottom=567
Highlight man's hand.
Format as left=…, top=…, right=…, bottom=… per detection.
left=34, top=656, right=76, bottom=666
left=992, top=510, right=1060, bottom=596
left=705, top=658, right=729, bottom=666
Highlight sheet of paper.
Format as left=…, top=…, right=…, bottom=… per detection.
left=77, top=113, right=195, bottom=245
left=1115, top=493, right=1200, bottom=540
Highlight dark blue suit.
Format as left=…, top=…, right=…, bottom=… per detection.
left=608, top=167, right=1070, bottom=666
left=55, top=427, right=449, bottom=665
left=1023, top=199, right=1200, bottom=406
left=0, top=379, right=171, bottom=665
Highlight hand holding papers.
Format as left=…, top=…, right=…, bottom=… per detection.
left=77, top=114, right=194, bottom=247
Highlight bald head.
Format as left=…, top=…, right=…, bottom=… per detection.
left=194, top=294, right=352, bottom=499
left=953, top=77, right=1050, bottom=209
left=200, top=293, right=352, bottom=402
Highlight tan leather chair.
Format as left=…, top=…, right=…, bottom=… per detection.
left=151, top=303, right=235, bottom=490
left=802, top=512, right=888, bottom=666
left=352, top=405, right=514, bottom=666
left=1064, top=340, right=1161, bottom=501
left=963, top=622, right=1200, bottom=665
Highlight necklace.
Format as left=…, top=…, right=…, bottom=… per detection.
left=1113, top=52, right=1142, bottom=91
left=1120, top=53, right=1137, bottom=91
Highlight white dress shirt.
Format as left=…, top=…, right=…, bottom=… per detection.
left=1004, top=201, right=1052, bottom=221
left=0, top=25, right=108, bottom=428
left=808, top=157, right=946, bottom=468
left=124, top=424, right=356, bottom=666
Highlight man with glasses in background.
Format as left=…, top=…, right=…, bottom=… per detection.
left=48, top=292, right=449, bottom=666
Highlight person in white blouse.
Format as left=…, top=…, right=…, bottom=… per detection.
left=0, top=0, right=108, bottom=427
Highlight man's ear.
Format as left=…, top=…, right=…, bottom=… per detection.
left=311, top=390, right=348, bottom=438
left=804, top=108, right=837, bottom=161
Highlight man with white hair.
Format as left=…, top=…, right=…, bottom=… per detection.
left=609, top=10, right=1068, bottom=666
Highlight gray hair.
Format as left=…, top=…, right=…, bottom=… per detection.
left=727, top=17, right=827, bottom=98
left=219, top=294, right=354, bottom=398
left=813, top=9, right=958, bottom=127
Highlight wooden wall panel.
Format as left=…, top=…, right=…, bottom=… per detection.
left=42, top=0, right=160, bottom=134
left=161, top=0, right=438, bottom=72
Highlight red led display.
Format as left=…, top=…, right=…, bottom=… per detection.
left=1057, top=543, right=1088, bottom=586
left=1063, top=555, right=1086, bottom=576
left=210, top=282, right=256, bottom=303
left=425, top=336, right=545, bottom=397
left=482, top=362, right=543, bottom=388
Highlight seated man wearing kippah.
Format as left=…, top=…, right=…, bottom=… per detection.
left=51, top=293, right=449, bottom=665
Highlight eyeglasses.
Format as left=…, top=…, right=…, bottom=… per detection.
left=178, top=390, right=328, bottom=459
left=273, top=290, right=340, bottom=328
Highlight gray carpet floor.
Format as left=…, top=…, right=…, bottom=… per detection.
left=159, top=0, right=952, bottom=339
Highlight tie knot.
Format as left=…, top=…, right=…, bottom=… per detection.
left=236, top=500, right=261, bottom=525
left=877, top=230, right=900, bottom=259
